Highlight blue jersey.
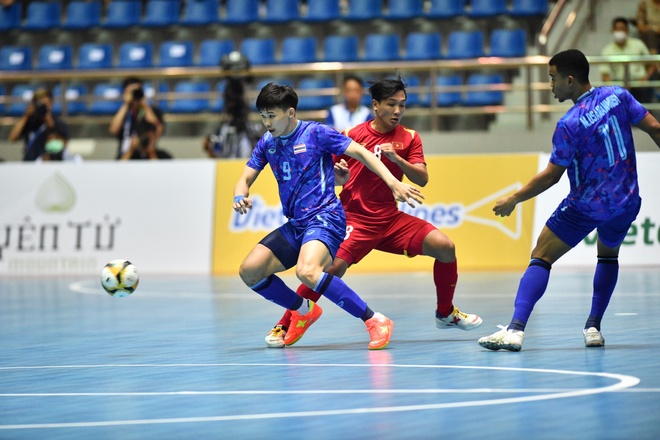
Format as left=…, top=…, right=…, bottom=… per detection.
left=550, top=86, right=647, bottom=220
left=247, top=120, right=352, bottom=226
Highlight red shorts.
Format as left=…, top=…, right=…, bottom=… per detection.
left=336, top=210, right=437, bottom=266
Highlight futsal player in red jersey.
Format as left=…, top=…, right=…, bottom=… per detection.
left=265, top=75, right=483, bottom=348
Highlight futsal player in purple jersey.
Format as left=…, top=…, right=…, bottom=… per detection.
left=479, top=49, right=660, bottom=351
left=233, top=82, right=424, bottom=349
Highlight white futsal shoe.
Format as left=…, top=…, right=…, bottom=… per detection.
left=265, top=325, right=286, bottom=348
left=435, top=307, right=483, bottom=331
left=478, top=325, right=524, bottom=352
left=583, top=327, right=605, bottom=347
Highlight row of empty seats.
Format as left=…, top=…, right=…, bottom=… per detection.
left=0, top=29, right=527, bottom=71
left=0, top=74, right=505, bottom=117
left=0, top=0, right=549, bottom=31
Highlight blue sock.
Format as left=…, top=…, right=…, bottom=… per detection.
left=314, top=273, right=369, bottom=319
left=585, top=257, right=619, bottom=330
left=509, top=258, right=552, bottom=331
left=250, top=275, right=303, bottom=310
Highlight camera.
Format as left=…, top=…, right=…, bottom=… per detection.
left=35, top=103, right=48, bottom=117
left=132, top=87, right=144, bottom=101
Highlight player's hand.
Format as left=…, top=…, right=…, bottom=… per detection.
left=334, top=159, right=350, bottom=186
left=493, top=196, right=517, bottom=217
left=379, top=143, right=400, bottom=162
left=233, top=195, right=252, bottom=214
left=392, top=182, right=424, bottom=208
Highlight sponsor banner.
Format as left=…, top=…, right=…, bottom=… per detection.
left=0, top=161, right=215, bottom=275
left=212, top=155, right=539, bottom=274
left=533, top=152, right=660, bottom=267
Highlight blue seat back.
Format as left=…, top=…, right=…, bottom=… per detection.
left=142, top=0, right=181, bottom=26
left=119, top=42, right=154, bottom=69
left=511, top=0, right=548, bottom=16
left=24, top=1, right=61, bottom=30
left=346, top=0, right=382, bottom=20
left=387, top=0, right=423, bottom=19
left=427, top=0, right=465, bottom=18
left=224, top=0, right=259, bottom=24
left=436, top=75, right=463, bottom=106
left=182, top=0, right=219, bottom=25
left=464, top=74, right=504, bottom=106
left=490, top=29, right=527, bottom=57
left=169, top=81, right=211, bottom=113
left=52, top=84, right=88, bottom=115
left=468, top=0, right=506, bottom=18
left=305, top=0, right=340, bottom=21
left=63, top=0, right=101, bottom=29
left=240, top=38, right=276, bottom=65
left=198, top=40, right=235, bottom=67
left=0, top=2, right=21, bottom=31
left=0, top=46, right=32, bottom=71
left=37, top=45, right=73, bottom=70
left=363, top=34, right=400, bottom=61
left=8, top=84, right=36, bottom=116
left=405, top=32, right=442, bottom=60
left=159, top=41, right=194, bottom=67
left=297, top=78, right=335, bottom=110
left=211, top=81, right=226, bottom=112
left=280, top=37, right=317, bottom=64
left=78, top=43, right=113, bottom=69
left=447, top=30, right=485, bottom=59
left=323, top=35, right=359, bottom=62
left=103, top=0, right=141, bottom=28
left=89, top=83, right=123, bottom=115
left=264, top=0, right=299, bottom=22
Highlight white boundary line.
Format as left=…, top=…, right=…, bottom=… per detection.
left=0, top=363, right=640, bottom=430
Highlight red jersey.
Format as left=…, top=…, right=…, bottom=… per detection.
left=340, top=121, right=426, bottom=218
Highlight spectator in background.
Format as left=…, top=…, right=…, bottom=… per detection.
left=120, top=120, right=172, bottom=160
left=36, top=128, right=82, bottom=163
left=109, top=76, right=164, bottom=160
left=636, top=0, right=660, bottom=53
left=326, top=75, right=373, bottom=132
left=8, top=88, right=69, bottom=161
left=601, top=17, right=657, bottom=103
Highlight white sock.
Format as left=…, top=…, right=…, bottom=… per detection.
left=296, top=299, right=310, bottom=315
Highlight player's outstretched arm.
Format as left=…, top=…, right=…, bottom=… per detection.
left=493, top=162, right=566, bottom=217
left=344, top=141, right=424, bottom=207
left=233, top=165, right=260, bottom=214
left=333, top=158, right=350, bottom=186
left=636, top=113, right=660, bottom=149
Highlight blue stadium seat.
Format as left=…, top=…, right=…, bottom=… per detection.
left=210, top=81, right=226, bottom=112
left=23, top=1, right=61, bottom=31
left=0, top=85, right=5, bottom=115
left=103, top=0, right=141, bottom=28
left=142, top=0, right=181, bottom=27
left=224, top=0, right=259, bottom=24
left=446, top=30, right=485, bottom=59
left=404, top=32, right=442, bottom=60
left=386, top=0, right=423, bottom=20
left=489, top=29, right=527, bottom=57
left=280, top=37, right=317, bottom=64
left=52, top=84, right=88, bottom=116
left=62, top=0, right=101, bottom=29
left=510, top=0, right=548, bottom=17
left=468, top=0, right=506, bottom=18
left=403, top=75, right=422, bottom=107
left=435, top=75, right=463, bottom=106
left=323, top=35, right=359, bottom=62
left=363, top=34, right=400, bottom=62
left=78, top=43, right=113, bottom=69
left=7, top=84, right=36, bottom=116
left=427, top=0, right=465, bottom=18
left=88, top=83, right=123, bottom=115
left=463, top=73, right=504, bottom=106
left=0, top=46, right=32, bottom=71
left=159, top=41, right=194, bottom=67
left=198, top=39, right=235, bottom=67
left=0, top=2, right=21, bottom=31
left=240, top=38, right=276, bottom=65
left=37, top=45, right=73, bottom=70
left=263, top=0, right=299, bottom=23
left=182, top=0, right=220, bottom=26
left=169, top=81, right=211, bottom=113
left=296, top=78, right=334, bottom=111
left=345, top=0, right=382, bottom=21
left=304, top=0, right=340, bottom=22
left=143, top=82, right=169, bottom=110
left=119, top=42, right=154, bottom=69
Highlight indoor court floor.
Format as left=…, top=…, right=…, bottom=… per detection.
left=1, top=268, right=659, bottom=439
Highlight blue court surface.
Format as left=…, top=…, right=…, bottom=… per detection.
left=1, top=269, right=659, bottom=439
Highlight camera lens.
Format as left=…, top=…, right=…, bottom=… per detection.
left=132, top=88, right=144, bottom=100
left=36, top=103, right=47, bottom=116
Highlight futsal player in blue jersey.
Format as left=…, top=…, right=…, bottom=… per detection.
left=478, top=49, right=660, bottom=351
left=233, top=82, right=424, bottom=349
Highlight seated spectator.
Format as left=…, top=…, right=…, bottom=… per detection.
left=636, top=0, right=660, bottom=53
left=601, top=17, right=657, bottom=103
left=37, top=128, right=82, bottom=162
left=8, top=88, right=69, bottom=161
left=326, top=75, right=373, bottom=132
left=109, top=76, right=164, bottom=160
left=120, top=120, right=172, bottom=160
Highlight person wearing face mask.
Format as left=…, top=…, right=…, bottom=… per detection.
left=8, top=88, right=70, bottom=161
left=36, top=128, right=82, bottom=163
left=601, top=17, right=656, bottom=103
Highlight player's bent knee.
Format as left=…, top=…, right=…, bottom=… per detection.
left=295, top=264, right=321, bottom=289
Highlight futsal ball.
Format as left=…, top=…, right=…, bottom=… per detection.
left=100, top=259, right=139, bottom=297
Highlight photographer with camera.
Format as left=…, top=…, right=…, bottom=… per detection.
left=109, top=76, right=164, bottom=160
left=8, top=88, right=69, bottom=161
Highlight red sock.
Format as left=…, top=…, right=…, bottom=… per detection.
left=434, top=259, right=458, bottom=317
left=277, top=284, right=323, bottom=328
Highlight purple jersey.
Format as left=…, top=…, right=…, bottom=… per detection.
left=247, top=120, right=352, bottom=226
left=550, top=86, right=647, bottom=220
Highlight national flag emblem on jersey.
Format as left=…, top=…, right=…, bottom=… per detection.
left=293, top=143, right=307, bottom=154
left=393, top=142, right=404, bottom=150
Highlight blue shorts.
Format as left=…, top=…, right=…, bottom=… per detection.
left=259, top=210, right=346, bottom=270
left=546, top=198, right=641, bottom=248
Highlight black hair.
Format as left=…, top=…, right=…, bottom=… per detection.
left=45, top=127, right=67, bottom=139
left=612, top=17, right=629, bottom=29
left=255, top=82, right=298, bottom=112
left=122, top=76, right=143, bottom=90
left=368, top=73, right=407, bottom=102
left=549, top=49, right=590, bottom=84
left=343, top=74, right=364, bottom=87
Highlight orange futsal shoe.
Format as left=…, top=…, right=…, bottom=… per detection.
left=284, top=301, right=323, bottom=346
left=365, top=312, right=394, bottom=350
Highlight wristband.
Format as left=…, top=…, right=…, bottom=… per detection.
left=233, top=195, right=245, bottom=204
